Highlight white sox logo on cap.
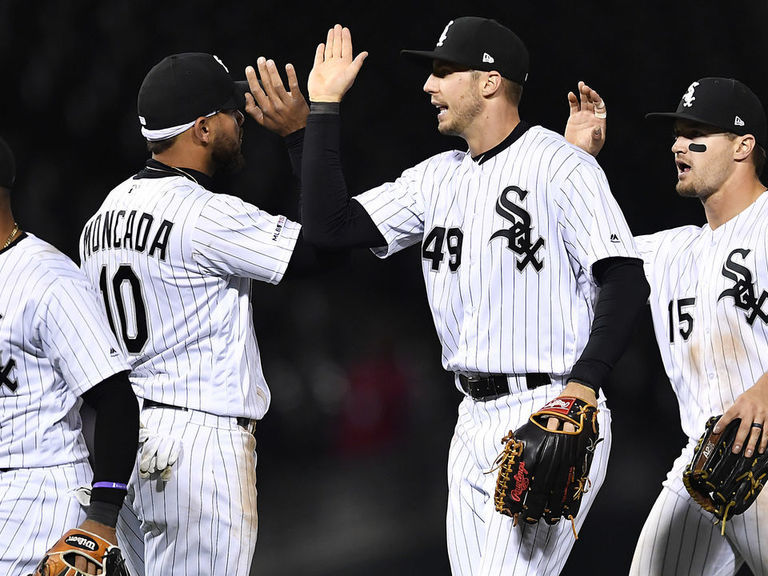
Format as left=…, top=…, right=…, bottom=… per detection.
left=682, top=82, right=699, bottom=108
left=437, top=20, right=454, bottom=47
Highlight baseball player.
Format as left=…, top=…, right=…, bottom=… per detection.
left=0, top=135, right=139, bottom=575
left=298, top=20, right=649, bottom=575
left=78, top=52, right=319, bottom=575
left=624, top=78, right=768, bottom=575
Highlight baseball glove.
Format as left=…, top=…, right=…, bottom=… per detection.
left=28, top=528, right=129, bottom=576
left=683, top=415, right=768, bottom=534
left=491, top=396, right=601, bottom=532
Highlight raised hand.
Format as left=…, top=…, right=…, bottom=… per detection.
left=308, top=24, right=368, bottom=103
left=564, top=81, right=607, bottom=157
left=245, top=57, right=309, bottom=136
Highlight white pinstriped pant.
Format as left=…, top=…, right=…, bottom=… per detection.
left=117, top=406, right=259, bottom=576
left=0, top=460, right=91, bottom=576
left=446, top=379, right=612, bottom=576
left=630, top=439, right=768, bottom=576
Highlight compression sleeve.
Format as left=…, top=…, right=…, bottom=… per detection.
left=567, top=257, right=650, bottom=393
left=80, top=370, right=139, bottom=523
left=301, top=102, right=386, bottom=249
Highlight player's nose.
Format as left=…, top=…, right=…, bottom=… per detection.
left=423, top=74, right=438, bottom=94
left=671, top=135, right=688, bottom=154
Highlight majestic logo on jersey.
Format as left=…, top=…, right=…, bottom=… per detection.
left=0, top=356, right=17, bottom=392
left=717, top=248, right=768, bottom=325
left=489, top=186, right=545, bottom=271
left=682, top=81, right=699, bottom=108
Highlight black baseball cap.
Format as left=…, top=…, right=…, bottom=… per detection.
left=138, top=52, right=250, bottom=136
left=646, top=77, right=767, bottom=148
left=0, top=136, right=15, bottom=189
left=401, top=17, right=529, bottom=84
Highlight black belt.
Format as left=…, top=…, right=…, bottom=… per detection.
left=143, top=398, right=253, bottom=431
left=458, top=373, right=551, bottom=401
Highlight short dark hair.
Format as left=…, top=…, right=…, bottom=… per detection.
left=470, top=71, right=523, bottom=107
left=500, top=78, right=523, bottom=107
left=146, top=135, right=179, bottom=155
left=754, top=144, right=766, bottom=178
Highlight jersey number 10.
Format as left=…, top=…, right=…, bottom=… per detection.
left=99, top=265, right=149, bottom=354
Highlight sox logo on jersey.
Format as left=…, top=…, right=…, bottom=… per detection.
left=489, top=185, right=545, bottom=271
left=717, top=248, right=768, bottom=325
left=0, top=354, right=16, bottom=392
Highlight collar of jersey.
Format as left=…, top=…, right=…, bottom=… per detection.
left=135, top=159, right=214, bottom=190
left=471, top=120, right=531, bottom=165
left=0, top=231, right=27, bottom=256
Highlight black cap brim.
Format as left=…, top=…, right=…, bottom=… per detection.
left=220, top=80, right=251, bottom=111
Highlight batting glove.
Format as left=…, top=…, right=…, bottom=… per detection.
left=139, top=425, right=181, bottom=482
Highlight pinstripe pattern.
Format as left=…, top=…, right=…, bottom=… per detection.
left=0, top=461, right=92, bottom=576
left=356, top=126, right=637, bottom=378
left=118, top=407, right=258, bottom=575
left=80, top=175, right=300, bottom=419
left=0, top=234, right=130, bottom=571
left=80, top=171, right=297, bottom=575
left=637, top=193, right=768, bottom=439
left=446, top=382, right=612, bottom=575
left=630, top=441, right=768, bottom=575
left=634, top=192, right=768, bottom=575
left=0, top=234, right=131, bottom=469
left=355, top=125, right=635, bottom=574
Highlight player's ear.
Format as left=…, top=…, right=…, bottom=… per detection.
left=192, top=117, right=212, bottom=144
left=482, top=71, right=503, bottom=97
left=734, top=134, right=756, bottom=161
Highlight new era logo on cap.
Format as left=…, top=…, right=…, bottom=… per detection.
left=735, top=116, right=745, bottom=127
left=482, top=53, right=494, bottom=63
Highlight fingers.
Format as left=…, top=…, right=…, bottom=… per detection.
left=567, top=91, right=579, bottom=116
left=745, top=422, right=764, bottom=457
left=285, top=63, right=302, bottom=95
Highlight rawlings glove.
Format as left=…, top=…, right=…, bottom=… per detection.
left=491, top=396, right=601, bottom=531
left=28, top=528, right=129, bottom=576
left=683, top=415, right=768, bottom=534
left=139, top=425, right=181, bottom=482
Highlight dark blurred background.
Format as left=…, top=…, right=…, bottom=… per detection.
left=4, top=0, right=766, bottom=574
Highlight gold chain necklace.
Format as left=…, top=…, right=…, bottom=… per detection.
left=2, top=223, right=19, bottom=249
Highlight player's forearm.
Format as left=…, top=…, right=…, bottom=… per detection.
left=80, top=370, right=139, bottom=525
left=568, top=257, right=650, bottom=393
left=301, top=103, right=385, bottom=249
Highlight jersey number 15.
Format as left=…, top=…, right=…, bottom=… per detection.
left=668, top=297, right=695, bottom=343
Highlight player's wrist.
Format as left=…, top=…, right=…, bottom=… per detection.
left=562, top=381, right=598, bottom=405
left=84, top=502, right=121, bottom=531
left=309, top=101, right=341, bottom=115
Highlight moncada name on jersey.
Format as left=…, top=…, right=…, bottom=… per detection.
left=81, top=209, right=174, bottom=261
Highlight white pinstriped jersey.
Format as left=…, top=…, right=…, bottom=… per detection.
left=355, top=124, right=638, bottom=378
left=79, top=173, right=300, bottom=420
left=636, top=191, right=768, bottom=440
left=0, top=233, right=130, bottom=469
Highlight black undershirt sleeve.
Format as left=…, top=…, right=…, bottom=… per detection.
left=300, top=102, right=386, bottom=249
left=567, top=257, right=650, bottom=393
left=281, top=125, right=353, bottom=278
left=80, top=370, right=139, bottom=525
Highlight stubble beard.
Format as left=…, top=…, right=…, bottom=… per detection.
left=212, top=132, right=245, bottom=174
left=438, top=90, right=483, bottom=138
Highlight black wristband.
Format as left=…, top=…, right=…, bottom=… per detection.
left=85, top=500, right=122, bottom=528
left=309, top=101, right=340, bottom=115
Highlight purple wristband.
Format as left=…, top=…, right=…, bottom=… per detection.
left=92, top=481, right=128, bottom=490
